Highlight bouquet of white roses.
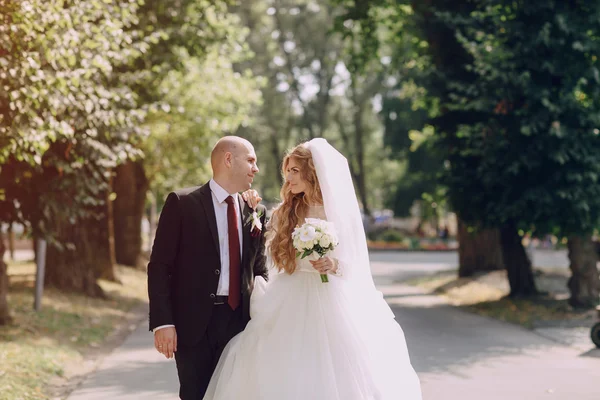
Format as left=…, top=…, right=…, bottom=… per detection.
left=292, top=218, right=339, bottom=283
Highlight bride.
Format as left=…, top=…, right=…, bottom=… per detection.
left=203, top=138, right=422, bottom=400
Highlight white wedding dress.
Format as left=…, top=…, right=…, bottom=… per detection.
left=203, top=205, right=422, bottom=400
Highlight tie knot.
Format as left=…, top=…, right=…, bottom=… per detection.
left=225, top=195, right=234, bottom=205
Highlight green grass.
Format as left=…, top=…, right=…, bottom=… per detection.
left=465, top=297, right=581, bottom=328
left=405, top=271, right=458, bottom=291
left=406, top=269, right=591, bottom=329
left=0, top=262, right=148, bottom=399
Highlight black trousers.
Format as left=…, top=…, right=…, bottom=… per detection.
left=175, top=304, right=244, bottom=400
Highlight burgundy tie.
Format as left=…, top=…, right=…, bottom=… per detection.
left=225, top=196, right=241, bottom=310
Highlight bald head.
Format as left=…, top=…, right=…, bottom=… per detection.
left=210, top=136, right=259, bottom=193
left=211, top=136, right=252, bottom=171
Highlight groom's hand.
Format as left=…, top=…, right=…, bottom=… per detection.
left=154, top=327, right=177, bottom=359
left=241, top=189, right=262, bottom=209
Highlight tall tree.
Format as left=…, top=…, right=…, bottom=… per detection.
left=144, top=47, right=263, bottom=203
left=112, top=160, right=148, bottom=267
left=0, top=0, right=147, bottom=296
left=238, top=0, right=343, bottom=199
left=111, top=1, right=257, bottom=267
left=447, top=1, right=600, bottom=305
left=333, top=30, right=389, bottom=215
left=0, top=230, right=10, bottom=324
left=337, top=0, right=507, bottom=276
left=237, top=0, right=399, bottom=213
left=0, top=0, right=259, bottom=309
left=233, top=0, right=296, bottom=200
left=457, top=221, right=504, bottom=276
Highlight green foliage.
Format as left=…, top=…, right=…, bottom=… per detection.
left=0, top=0, right=146, bottom=239
left=235, top=0, right=403, bottom=212
left=0, top=0, right=244, bottom=242
left=334, top=1, right=448, bottom=217
left=367, top=228, right=404, bottom=243
left=442, top=1, right=600, bottom=236
left=341, top=0, right=600, bottom=237
left=144, top=42, right=263, bottom=199
left=380, top=229, right=404, bottom=243
left=129, top=0, right=238, bottom=104
left=111, top=0, right=255, bottom=202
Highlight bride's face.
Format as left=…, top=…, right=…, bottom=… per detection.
left=285, top=157, right=308, bottom=195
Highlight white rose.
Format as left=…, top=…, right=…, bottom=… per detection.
left=293, top=238, right=301, bottom=251
left=319, top=235, right=331, bottom=248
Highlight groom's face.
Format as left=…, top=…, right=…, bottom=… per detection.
left=231, top=143, right=259, bottom=191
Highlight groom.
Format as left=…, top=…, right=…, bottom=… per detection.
left=147, top=136, right=268, bottom=399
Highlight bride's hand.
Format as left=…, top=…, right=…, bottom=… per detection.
left=309, top=257, right=337, bottom=274
left=241, top=189, right=262, bottom=209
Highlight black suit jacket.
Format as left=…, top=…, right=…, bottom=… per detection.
left=147, top=182, right=268, bottom=345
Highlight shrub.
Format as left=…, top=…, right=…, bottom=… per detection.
left=380, top=230, right=404, bottom=243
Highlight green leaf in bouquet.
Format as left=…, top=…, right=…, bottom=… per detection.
left=301, top=249, right=313, bottom=259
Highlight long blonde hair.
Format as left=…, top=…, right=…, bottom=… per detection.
left=267, top=143, right=323, bottom=274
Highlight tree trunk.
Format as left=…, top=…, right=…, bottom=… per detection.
left=353, top=125, right=370, bottom=216
left=97, top=174, right=119, bottom=282
left=499, top=222, right=538, bottom=297
left=458, top=219, right=504, bottom=277
left=0, top=229, right=12, bottom=325
left=270, top=134, right=283, bottom=188
left=112, top=160, right=149, bottom=268
left=567, top=235, right=600, bottom=308
left=352, top=83, right=371, bottom=217
left=148, top=192, right=158, bottom=253
left=44, top=177, right=119, bottom=295
left=7, top=222, right=15, bottom=261
left=32, top=235, right=37, bottom=263
left=45, top=215, right=107, bottom=298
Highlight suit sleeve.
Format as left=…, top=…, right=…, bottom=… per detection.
left=147, top=192, right=181, bottom=331
left=253, top=205, right=269, bottom=281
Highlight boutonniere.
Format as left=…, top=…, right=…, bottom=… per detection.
left=245, top=208, right=264, bottom=238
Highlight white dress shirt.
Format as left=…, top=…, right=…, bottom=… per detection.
left=153, top=179, right=243, bottom=334
left=209, top=179, right=244, bottom=295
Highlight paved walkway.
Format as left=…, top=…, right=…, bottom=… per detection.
left=67, top=321, right=179, bottom=400
left=384, top=288, right=600, bottom=399
left=67, top=254, right=600, bottom=399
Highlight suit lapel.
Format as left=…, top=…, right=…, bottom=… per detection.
left=197, top=183, right=220, bottom=258
left=238, top=194, right=251, bottom=267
